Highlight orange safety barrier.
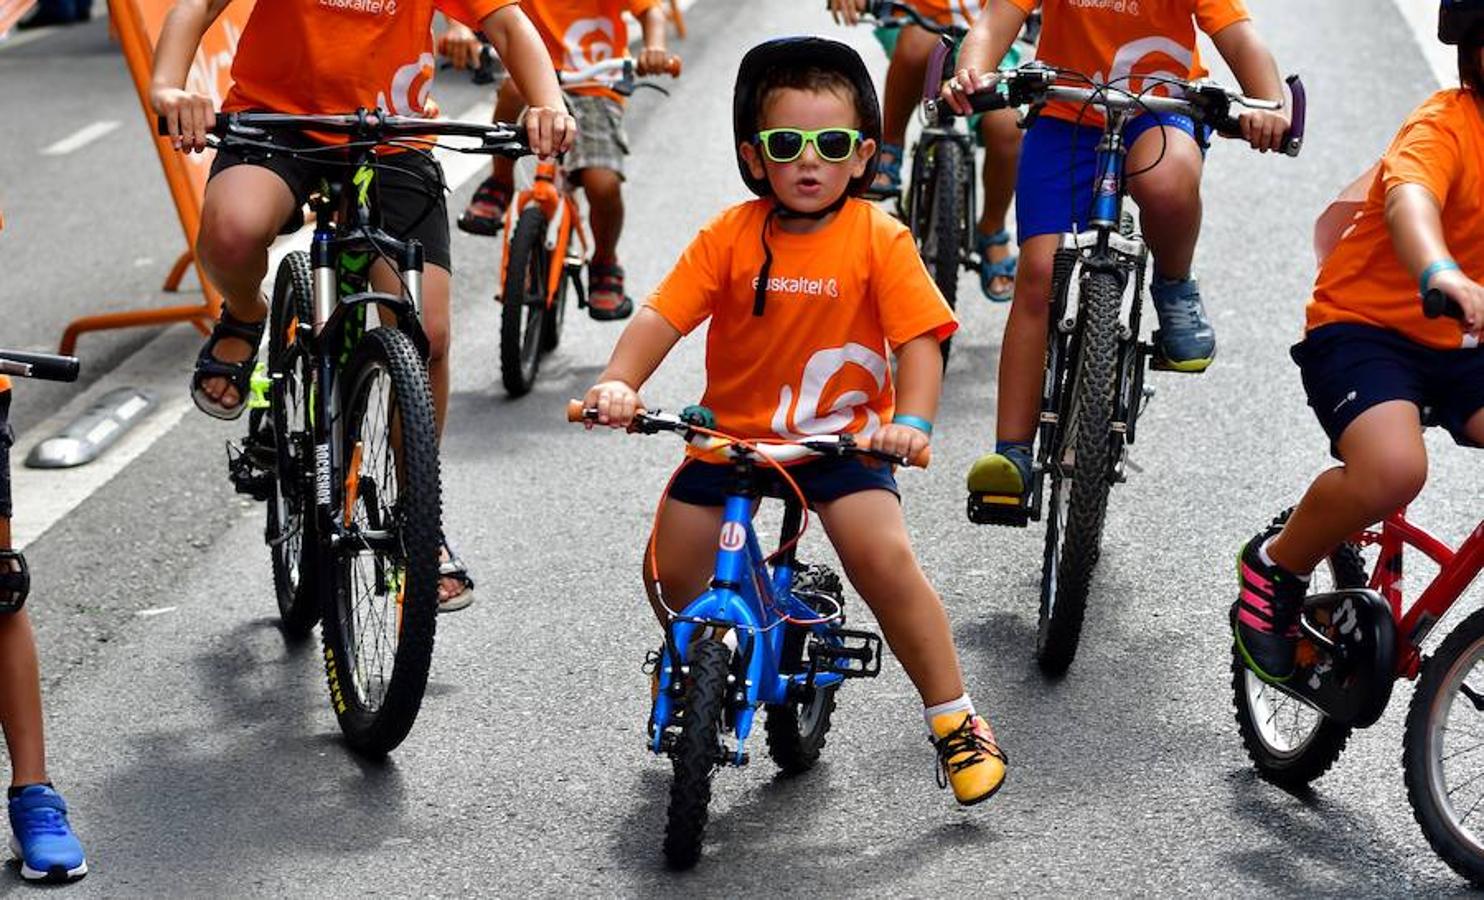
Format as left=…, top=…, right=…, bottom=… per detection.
left=59, top=0, right=254, bottom=355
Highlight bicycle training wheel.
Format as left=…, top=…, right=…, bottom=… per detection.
left=321, top=326, right=443, bottom=756
left=500, top=206, right=550, bottom=397
left=1232, top=524, right=1365, bottom=788
left=921, top=140, right=966, bottom=366
left=664, top=637, right=731, bottom=870
left=1036, top=268, right=1119, bottom=676
left=1405, top=606, right=1484, bottom=885
left=267, top=251, right=320, bottom=638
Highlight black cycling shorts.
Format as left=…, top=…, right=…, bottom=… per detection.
left=0, top=390, right=13, bottom=519
left=209, top=130, right=453, bottom=272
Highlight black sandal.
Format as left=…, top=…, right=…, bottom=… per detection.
left=191, top=308, right=267, bottom=421
left=438, top=541, right=476, bottom=613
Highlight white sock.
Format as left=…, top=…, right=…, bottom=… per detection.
left=924, top=694, right=975, bottom=734
left=1259, top=536, right=1311, bottom=583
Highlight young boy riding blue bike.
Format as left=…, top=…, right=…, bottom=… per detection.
left=581, top=36, right=1007, bottom=806
left=943, top=0, right=1291, bottom=510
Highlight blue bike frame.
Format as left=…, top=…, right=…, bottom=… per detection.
left=650, top=491, right=847, bottom=761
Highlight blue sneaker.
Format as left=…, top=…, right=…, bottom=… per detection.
left=8, top=785, right=87, bottom=882
left=1149, top=276, right=1216, bottom=372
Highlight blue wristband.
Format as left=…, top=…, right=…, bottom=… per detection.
left=1420, top=259, right=1461, bottom=295
left=892, top=414, right=933, bottom=437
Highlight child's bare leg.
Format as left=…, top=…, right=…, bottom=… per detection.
left=1268, top=402, right=1428, bottom=575
left=195, top=167, right=298, bottom=407
left=1125, top=127, right=1203, bottom=280
left=977, top=108, right=1021, bottom=235
left=576, top=167, right=624, bottom=264
left=995, top=234, right=1061, bottom=443
left=372, top=263, right=452, bottom=434
left=643, top=497, right=725, bottom=628
left=491, top=78, right=526, bottom=186
left=0, top=518, right=46, bottom=787
left=816, top=490, right=964, bottom=705
left=880, top=25, right=936, bottom=148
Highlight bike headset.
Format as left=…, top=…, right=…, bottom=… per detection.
left=732, top=37, right=882, bottom=317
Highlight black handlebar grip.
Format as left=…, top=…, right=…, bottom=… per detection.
left=157, top=114, right=227, bottom=137
left=1281, top=74, right=1306, bottom=158
left=0, top=351, right=80, bottom=383
left=966, top=89, right=1011, bottom=114
left=1423, top=288, right=1466, bottom=321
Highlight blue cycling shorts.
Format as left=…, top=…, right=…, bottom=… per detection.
left=1015, top=111, right=1207, bottom=242
left=666, top=455, right=899, bottom=508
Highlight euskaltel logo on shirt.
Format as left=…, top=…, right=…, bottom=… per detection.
left=1066, top=0, right=1141, bottom=15
left=318, top=0, right=398, bottom=15
left=749, top=275, right=841, bottom=300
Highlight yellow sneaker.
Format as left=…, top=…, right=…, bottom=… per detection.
left=930, top=712, right=1007, bottom=806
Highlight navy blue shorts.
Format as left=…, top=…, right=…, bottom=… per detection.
left=666, top=456, right=899, bottom=508
left=0, top=391, right=12, bottom=519
left=1291, top=323, right=1484, bottom=458
left=1015, top=111, right=1207, bottom=241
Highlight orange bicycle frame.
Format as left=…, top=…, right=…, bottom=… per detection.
left=497, top=160, right=590, bottom=309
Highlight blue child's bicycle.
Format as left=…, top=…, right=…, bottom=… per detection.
left=568, top=400, right=929, bottom=869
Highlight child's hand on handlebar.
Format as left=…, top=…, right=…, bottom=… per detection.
left=522, top=106, right=577, bottom=158
left=941, top=67, right=1000, bottom=116
left=151, top=87, right=215, bottom=153
left=1239, top=107, right=1291, bottom=153
left=582, top=380, right=642, bottom=429
left=439, top=23, right=483, bottom=70
left=828, top=0, right=868, bottom=26
left=871, top=423, right=930, bottom=463
left=1432, top=269, right=1484, bottom=336
left=635, top=48, right=675, bottom=77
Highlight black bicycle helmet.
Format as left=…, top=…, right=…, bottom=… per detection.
left=731, top=36, right=882, bottom=199
left=1440, top=0, right=1484, bottom=43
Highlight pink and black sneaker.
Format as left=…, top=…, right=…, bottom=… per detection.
left=1233, top=532, right=1309, bottom=683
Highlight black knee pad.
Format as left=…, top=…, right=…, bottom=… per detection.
left=0, top=549, right=29, bottom=614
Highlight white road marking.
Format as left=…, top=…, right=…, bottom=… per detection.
left=41, top=120, right=121, bottom=156
left=135, top=606, right=179, bottom=618
left=1390, top=0, right=1455, bottom=88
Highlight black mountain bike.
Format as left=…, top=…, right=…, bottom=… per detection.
left=857, top=0, right=1038, bottom=365
left=960, top=64, right=1306, bottom=674
left=163, top=110, right=530, bottom=754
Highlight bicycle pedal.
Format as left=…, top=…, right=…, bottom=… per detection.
left=225, top=441, right=274, bottom=502
left=967, top=493, right=1030, bottom=527
left=1146, top=333, right=1212, bottom=374
left=809, top=628, right=882, bottom=679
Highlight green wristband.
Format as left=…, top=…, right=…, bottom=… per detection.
left=892, top=414, right=933, bottom=437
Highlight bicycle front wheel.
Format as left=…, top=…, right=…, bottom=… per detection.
left=267, top=251, right=319, bottom=638
left=500, top=206, right=550, bottom=397
left=665, top=638, right=731, bottom=870
left=322, top=326, right=443, bottom=756
left=1405, top=606, right=1484, bottom=885
left=922, top=139, right=966, bottom=365
left=1037, top=268, right=1119, bottom=676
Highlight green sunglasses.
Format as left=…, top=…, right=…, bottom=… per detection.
left=755, top=127, right=863, bottom=163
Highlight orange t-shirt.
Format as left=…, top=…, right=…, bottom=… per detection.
left=223, top=0, right=519, bottom=125
left=647, top=199, right=958, bottom=448
left=909, top=0, right=985, bottom=27
left=1004, top=0, right=1249, bottom=125
left=1308, top=90, right=1484, bottom=350
left=522, top=0, right=660, bottom=103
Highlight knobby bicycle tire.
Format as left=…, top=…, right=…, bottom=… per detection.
left=765, top=565, right=843, bottom=775
left=1232, top=518, right=1363, bottom=788
left=1037, top=268, right=1119, bottom=676
left=664, top=638, right=731, bottom=870
left=322, top=326, right=443, bottom=756
left=1405, top=606, right=1484, bottom=885
left=500, top=206, right=550, bottom=397
left=925, top=139, right=966, bottom=366
left=267, top=251, right=320, bottom=638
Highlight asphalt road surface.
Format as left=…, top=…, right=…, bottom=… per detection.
left=0, top=0, right=1479, bottom=895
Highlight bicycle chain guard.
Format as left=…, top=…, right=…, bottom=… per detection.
left=0, top=549, right=29, bottom=614
left=1280, top=588, right=1397, bottom=729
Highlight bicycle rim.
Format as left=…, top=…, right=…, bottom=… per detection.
left=1423, top=638, right=1484, bottom=857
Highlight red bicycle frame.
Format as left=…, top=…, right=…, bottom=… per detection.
left=1356, top=511, right=1484, bottom=679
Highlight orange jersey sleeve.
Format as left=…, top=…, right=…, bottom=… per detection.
left=1308, top=90, right=1484, bottom=349
left=224, top=0, right=520, bottom=127
left=646, top=200, right=957, bottom=446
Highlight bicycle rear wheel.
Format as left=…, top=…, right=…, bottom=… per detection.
left=1405, top=606, right=1484, bottom=885
left=321, top=326, right=442, bottom=756
left=1036, top=268, right=1119, bottom=676
left=267, top=251, right=320, bottom=638
left=1232, top=526, right=1364, bottom=787
left=921, top=139, right=966, bottom=365
left=664, top=637, right=731, bottom=870
left=500, top=206, right=550, bottom=397
left=539, top=259, right=571, bottom=354
left=765, top=565, right=843, bottom=775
